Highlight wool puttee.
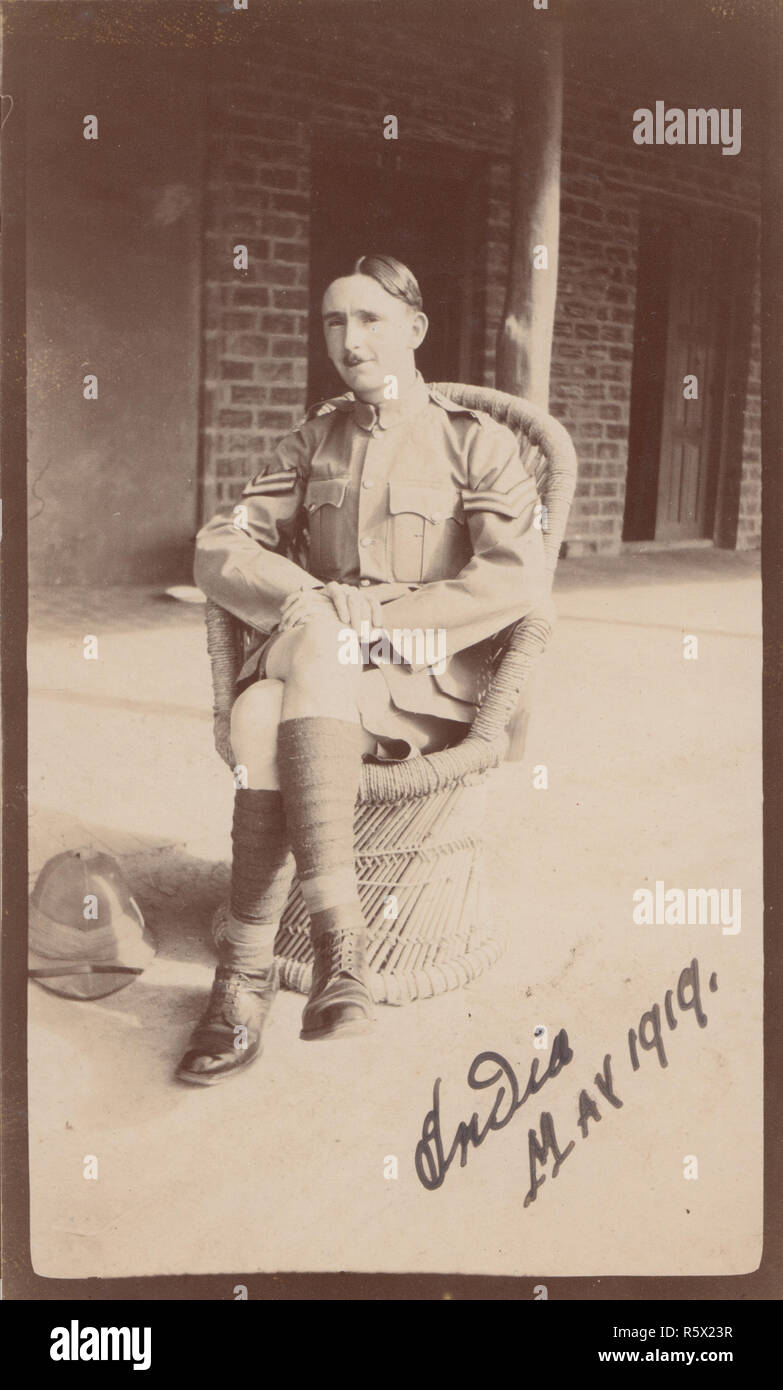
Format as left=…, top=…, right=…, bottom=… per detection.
left=215, top=787, right=294, bottom=970
left=276, top=716, right=365, bottom=942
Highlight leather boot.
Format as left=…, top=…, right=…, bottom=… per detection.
left=300, top=928, right=375, bottom=1041
left=176, top=960, right=279, bottom=1085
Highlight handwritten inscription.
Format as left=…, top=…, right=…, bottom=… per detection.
left=415, top=1029, right=574, bottom=1191
left=414, top=957, right=717, bottom=1206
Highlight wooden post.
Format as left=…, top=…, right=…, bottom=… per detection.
left=495, top=24, right=563, bottom=409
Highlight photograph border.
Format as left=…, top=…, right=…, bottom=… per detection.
left=2, top=0, right=781, bottom=1303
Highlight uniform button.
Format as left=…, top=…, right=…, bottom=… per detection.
left=359, top=578, right=371, bottom=587
left=360, top=537, right=373, bottom=548
left=362, top=479, right=374, bottom=489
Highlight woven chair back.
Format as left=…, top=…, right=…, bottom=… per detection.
left=430, top=382, right=577, bottom=576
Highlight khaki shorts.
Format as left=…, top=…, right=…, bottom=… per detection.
left=239, top=631, right=470, bottom=763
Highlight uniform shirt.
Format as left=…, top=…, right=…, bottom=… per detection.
left=194, top=373, right=553, bottom=721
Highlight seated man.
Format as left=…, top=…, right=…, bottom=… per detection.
left=178, top=253, right=551, bottom=1085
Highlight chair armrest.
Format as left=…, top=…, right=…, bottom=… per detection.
left=467, top=611, right=553, bottom=745
left=358, top=728, right=507, bottom=803
left=205, top=601, right=245, bottom=765
left=205, top=601, right=244, bottom=713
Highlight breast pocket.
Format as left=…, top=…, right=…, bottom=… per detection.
left=304, top=476, right=351, bottom=579
left=388, top=482, right=467, bottom=583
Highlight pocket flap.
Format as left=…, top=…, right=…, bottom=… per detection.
left=305, top=477, right=349, bottom=511
left=388, top=482, right=462, bottom=524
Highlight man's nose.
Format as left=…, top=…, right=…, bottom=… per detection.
left=344, top=318, right=366, bottom=352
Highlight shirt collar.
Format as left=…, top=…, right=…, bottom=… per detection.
left=350, top=371, right=431, bottom=432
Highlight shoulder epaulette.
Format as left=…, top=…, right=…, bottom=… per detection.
left=427, top=386, right=485, bottom=423
left=302, top=393, right=355, bottom=424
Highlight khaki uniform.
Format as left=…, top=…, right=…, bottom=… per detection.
left=194, top=375, right=552, bottom=756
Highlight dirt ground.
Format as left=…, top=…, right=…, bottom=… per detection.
left=26, top=548, right=763, bottom=1279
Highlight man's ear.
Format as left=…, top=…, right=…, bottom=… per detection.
left=409, top=310, right=429, bottom=350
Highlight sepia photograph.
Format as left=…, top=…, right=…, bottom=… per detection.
left=1, top=0, right=777, bottom=1302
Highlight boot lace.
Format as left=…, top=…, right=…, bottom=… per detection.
left=206, top=966, right=275, bottom=1024
left=315, top=929, right=362, bottom=980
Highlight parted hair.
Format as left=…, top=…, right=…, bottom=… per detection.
left=352, top=254, right=424, bottom=312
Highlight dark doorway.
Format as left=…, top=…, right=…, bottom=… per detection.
left=307, top=136, right=484, bottom=405
left=623, top=204, right=754, bottom=544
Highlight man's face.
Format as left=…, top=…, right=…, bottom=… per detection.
left=321, top=274, right=427, bottom=399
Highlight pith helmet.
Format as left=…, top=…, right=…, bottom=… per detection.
left=28, top=850, right=155, bottom=999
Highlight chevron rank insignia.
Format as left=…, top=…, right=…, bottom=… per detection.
left=461, top=473, right=539, bottom=519
left=241, top=468, right=298, bottom=499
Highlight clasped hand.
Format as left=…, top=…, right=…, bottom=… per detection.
left=279, top=581, right=384, bottom=634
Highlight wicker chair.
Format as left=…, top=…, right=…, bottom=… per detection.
left=204, top=383, right=577, bottom=1005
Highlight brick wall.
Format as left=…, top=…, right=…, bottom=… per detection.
left=202, top=57, right=311, bottom=518
left=200, top=25, right=762, bottom=554
left=200, top=27, right=517, bottom=518
left=549, top=88, right=761, bottom=553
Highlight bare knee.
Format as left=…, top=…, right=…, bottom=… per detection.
left=270, top=622, right=361, bottom=692
left=230, top=679, right=284, bottom=767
